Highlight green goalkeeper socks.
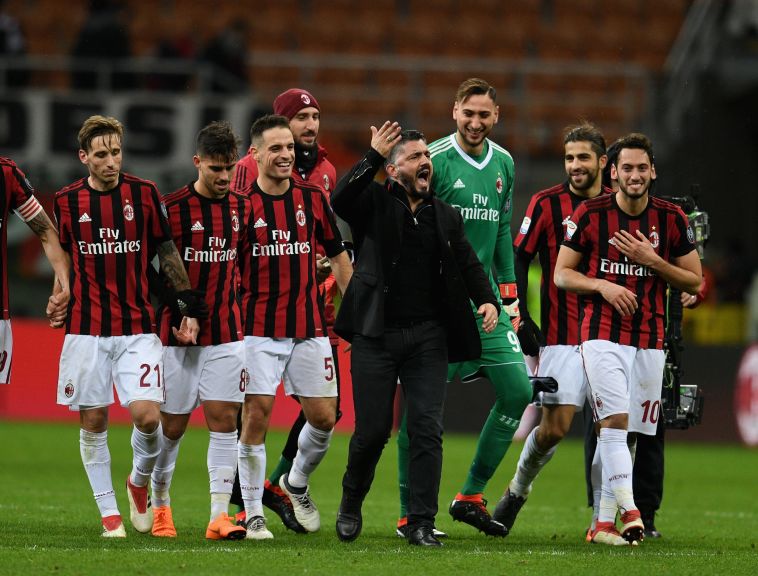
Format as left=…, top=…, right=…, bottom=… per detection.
left=268, top=456, right=293, bottom=487
left=461, top=408, right=520, bottom=495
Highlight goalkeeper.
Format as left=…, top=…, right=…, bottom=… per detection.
left=395, top=78, right=531, bottom=538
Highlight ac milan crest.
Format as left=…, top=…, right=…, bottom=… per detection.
left=322, top=174, right=331, bottom=192
left=232, top=210, right=239, bottom=232
left=296, top=205, right=306, bottom=227
left=649, top=229, right=660, bottom=249
left=496, top=175, right=503, bottom=194
left=123, top=201, right=134, bottom=221
left=64, top=381, right=75, bottom=398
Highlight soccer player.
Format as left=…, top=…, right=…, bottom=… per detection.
left=149, top=121, right=249, bottom=540
left=491, top=122, right=610, bottom=532
left=396, top=78, right=532, bottom=538
left=54, top=115, right=206, bottom=537
left=236, top=114, right=351, bottom=535
left=230, top=88, right=346, bottom=533
left=581, top=140, right=708, bottom=539
left=0, top=157, right=69, bottom=380
left=554, top=132, right=702, bottom=545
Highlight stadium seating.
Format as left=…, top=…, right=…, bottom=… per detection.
left=5, top=0, right=692, bottom=156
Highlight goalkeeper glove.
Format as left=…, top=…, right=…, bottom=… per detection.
left=517, top=315, right=545, bottom=357
left=499, top=282, right=520, bottom=333
left=175, top=289, right=209, bottom=319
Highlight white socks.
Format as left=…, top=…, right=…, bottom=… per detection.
left=130, top=423, right=162, bottom=487
left=238, top=442, right=266, bottom=518
left=79, top=429, right=119, bottom=518
left=509, top=426, right=557, bottom=498
left=288, top=423, right=333, bottom=488
left=151, top=434, right=183, bottom=509
left=590, top=441, right=603, bottom=528
left=598, top=427, right=637, bottom=522
left=208, top=431, right=238, bottom=520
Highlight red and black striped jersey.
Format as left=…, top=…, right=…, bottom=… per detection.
left=158, top=184, right=250, bottom=346
left=54, top=173, right=172, bottom=336
left=563, top=193, right=696, bottom=349
left=0, top=158, right=44, bottom=319
left=514, top=182, right=611, bottom=345
left=238, top=179, right=344, bottom=338
left=232, top=147, right=342, bottom=343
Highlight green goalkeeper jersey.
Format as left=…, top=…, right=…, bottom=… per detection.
left=429, top=133, right=516, bottom=300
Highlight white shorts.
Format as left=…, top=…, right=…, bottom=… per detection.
left=537, top=344, right=587, bottom=409
left=581, top=340, right=665, bottom=435
left=0, top=319, right=12, bottom=385
left=245, top=336, right=337, bottom=398
left=162, top=340, right=246, bottom=414
left=57, top=333, right=165, bottom=410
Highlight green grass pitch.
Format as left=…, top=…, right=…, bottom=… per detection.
left=0, top=420, right=754, bottom=575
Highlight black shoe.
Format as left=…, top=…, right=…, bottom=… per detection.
left=262, top=480, right=307, bottom=533
left=492, top=488, right=527, bottom=532
left=642, top=514, right=662, bottom=539
left=336, top=510, right=362, bottom=542
left=396, top=518, right=448, bottom=539
left=408, top=525, right=443, bottom=547
left=449, top=496, right=508, bottom=537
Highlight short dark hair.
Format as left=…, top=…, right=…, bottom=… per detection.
left=196, top=121, right=240, bottom=162
left=250, top=114, right=291, bottom=147
left=456, top=78, right=497, bottom=104
left=563, top=121, right=607, bottom=159
left=386, top=130, right=426, bottom=166
left=614, top=132, right=655, bottom=166
left=602, top=137, right=623, bottom=188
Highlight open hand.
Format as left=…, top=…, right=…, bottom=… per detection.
left=370, top=121, right=402, bottom=158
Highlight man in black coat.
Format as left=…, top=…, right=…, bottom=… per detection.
left=331, top=122, right=499, bottom=546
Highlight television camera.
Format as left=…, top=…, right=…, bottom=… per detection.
left=659, top=191, right=709, bottom=429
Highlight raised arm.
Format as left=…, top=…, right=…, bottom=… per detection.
left=331, top=121, right=402, bottom=224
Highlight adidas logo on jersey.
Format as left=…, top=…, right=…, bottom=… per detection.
left=253, top=218, right=267, bottom=229
left=453, top=178, right=466, bottom=189
left=78, top=213, right=92, bottom=223
left=191, top=221, right=204, bottom=232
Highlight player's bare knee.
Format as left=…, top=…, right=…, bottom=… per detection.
left=537, top=424, right=566, bottom=449
left=130, top=403, right=160, bottom=432
left=600, top=413, right=628, bottom=430
left=160, top=416, right=187, bottom=440
left=306, top=411, right=335, bottom=431
left=80, top=407, right=108, bottom=432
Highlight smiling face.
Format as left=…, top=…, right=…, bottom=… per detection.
left=453, top=93, right=499, bottom=156
left=79, top=133, right=122, bottom=191
left=386, top=138, right=433, bottom=201
left=612, top=147, right=655, bottom=201
left=253, top=125, right=295, bottom=183
left=564, top=140, right=606, bottom=194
